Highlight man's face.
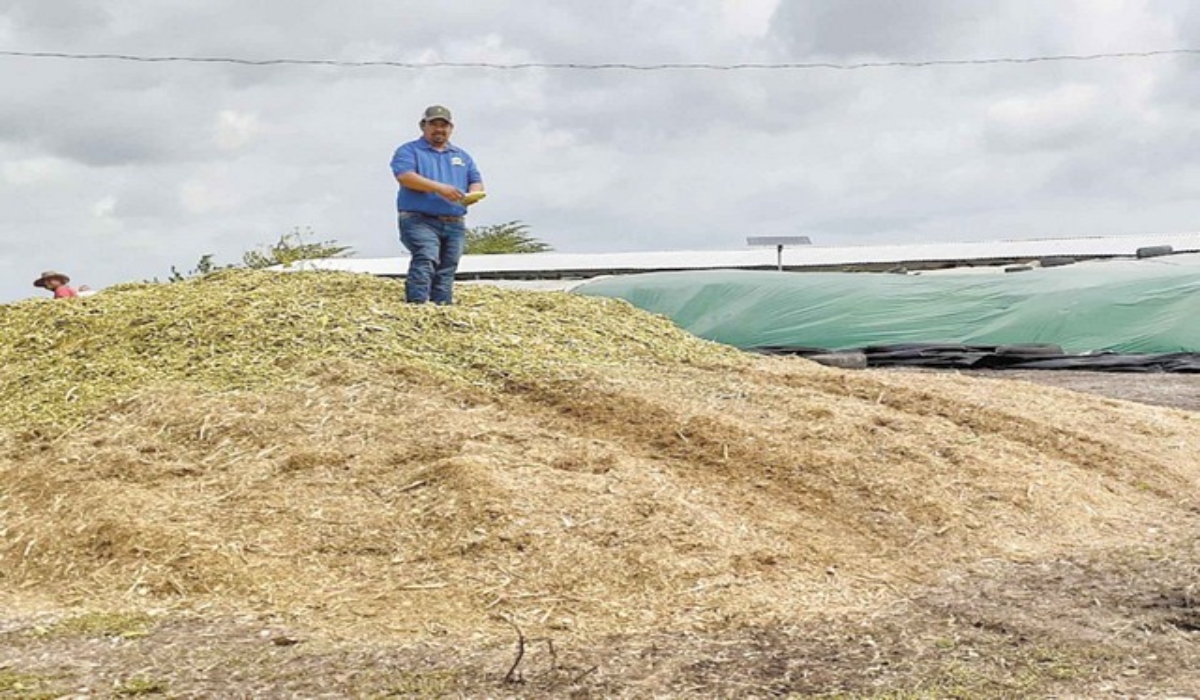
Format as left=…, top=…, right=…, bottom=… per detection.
left=421, top=118, right=453, bottom=146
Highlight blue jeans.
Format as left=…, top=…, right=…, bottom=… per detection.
left=398, top=212, right=466, bottom=304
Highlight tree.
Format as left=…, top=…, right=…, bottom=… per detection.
left=166, top=254, right=229, bottom=282
left=167, top=228, right=353, bottom=281
left=465, top=221, right=553, bottom=255
left=242, top=228, right=353, bottom=269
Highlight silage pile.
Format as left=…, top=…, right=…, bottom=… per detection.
left=0, top=270, right=735, bottom=427
left=1, top=270, right=1198, bottom=641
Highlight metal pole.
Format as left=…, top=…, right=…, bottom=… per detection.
left=746, top=236, right=811, bottom=270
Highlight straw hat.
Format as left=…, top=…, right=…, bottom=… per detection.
left=33, top=270, right=70, bottom=288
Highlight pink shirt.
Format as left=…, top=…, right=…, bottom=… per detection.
left=54, top=286, right=78, bottom=299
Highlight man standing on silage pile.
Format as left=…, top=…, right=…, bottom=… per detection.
left=390, top=105, right=485, bottom=305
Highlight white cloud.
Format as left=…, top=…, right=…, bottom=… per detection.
left=985, top=84, right=1106, bottom=151
left=91, top=196, right=117, bottom=219
left=2, top=0, right=1200, bottom=302
left=2, top=156, right=69, bottom=185
left=214, top=110, right=261, bottom=151
left=179, top=170, right=243, bottom=215
left=720, top=0, right=779, bottom=38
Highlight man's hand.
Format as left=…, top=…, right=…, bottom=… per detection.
left=437, top=183, right=465, bottom=202
left=397, top=172, right=466, bottom=202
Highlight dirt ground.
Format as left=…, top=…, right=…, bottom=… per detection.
left=922, top=369, right=1200, bottom=413
left=2, top=537, right=1198, bottom=698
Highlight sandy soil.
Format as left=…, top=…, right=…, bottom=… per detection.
left=3, top=539, right=1197, bottom=698
left=949, top=369, right=1200, bottom=413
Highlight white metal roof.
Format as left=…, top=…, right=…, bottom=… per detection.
left=288, top=231, right=1200, bottom=278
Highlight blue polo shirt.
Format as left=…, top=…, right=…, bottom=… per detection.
left=391, top=138, right=482, bottom=216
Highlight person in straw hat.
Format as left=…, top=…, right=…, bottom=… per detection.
left=33, top=270, right=80, bottom=299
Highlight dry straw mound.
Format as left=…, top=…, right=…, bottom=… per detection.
left=1, top=270, right=1198, bottom=641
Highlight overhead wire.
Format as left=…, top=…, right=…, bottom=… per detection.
left=0, top=48, right=1198, bottom=71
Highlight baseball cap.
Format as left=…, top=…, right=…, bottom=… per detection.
left=421, top=105, right=453, bottom=124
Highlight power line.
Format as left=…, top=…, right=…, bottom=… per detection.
left=1, top=48, right=1198, bottom=71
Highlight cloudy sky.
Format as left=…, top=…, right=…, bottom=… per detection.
left=2, top=0, right=1198, bottom=301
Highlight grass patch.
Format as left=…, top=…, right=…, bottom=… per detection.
left=38, top=612, right=154, bottom=640
left=806, top=643, right=1090, bottom=699
left=114, top=676, right=169, bottom=696
left=0, top=669, right=56, bottom=699
left=892, top=646, right=1087, bottom=699
left=379, top=670, right=459, bottom=696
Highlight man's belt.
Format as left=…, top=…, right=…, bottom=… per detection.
left=401, top=211, right=464, bottom=222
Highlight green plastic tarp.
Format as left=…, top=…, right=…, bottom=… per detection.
left=573, top=254, right=1200, bottom=353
